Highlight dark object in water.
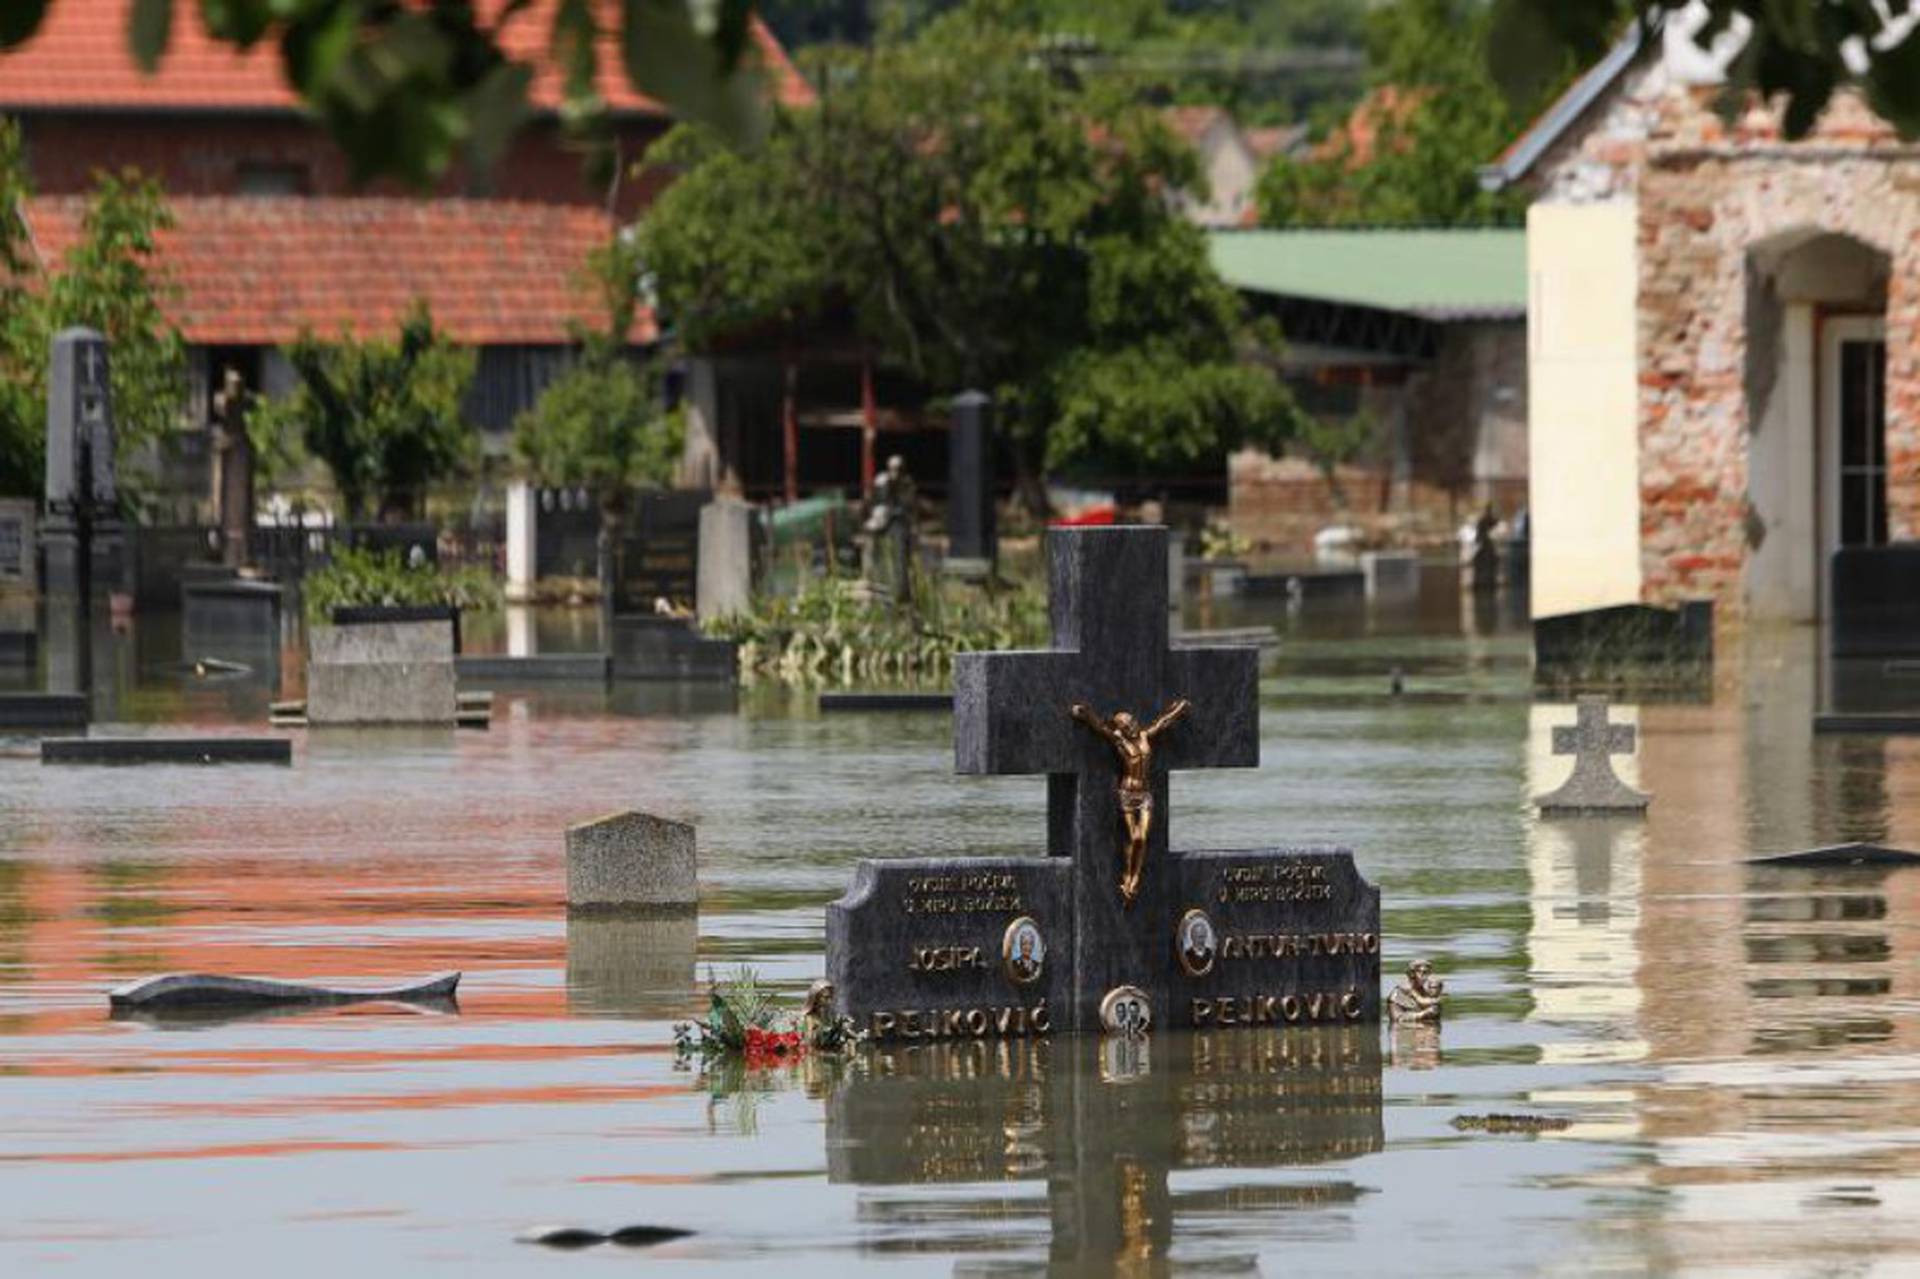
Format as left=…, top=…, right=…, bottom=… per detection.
left=1748, top=843, right=1920, bottom=868
left=1451, top=1114, right=1573, bottom=1134
left=1389, top=667, right=1405, bottom=697
left=109, top=971, right=460, bottom=1011
left=519, top=1224, right=694, bottom=1250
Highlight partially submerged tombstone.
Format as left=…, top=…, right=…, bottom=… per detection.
left=1535, top=695, right=1651, bottom=816
left=564, top=811, right=699, bottom=1017
left=42, top=328, right=122, bottom=703
left=825, top=526, right=1382, bottom=1041
left=566, top=810, right=697, bottom=911
left=305, top=619, right=457, bottom=724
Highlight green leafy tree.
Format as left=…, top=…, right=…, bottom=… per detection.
left=0, top=0, right=774, bottom=187
left=514, top=234, right=684, bottom=587
left=637, top=0, right=1304, bottom=510
left=0, top=118, right=188, bottom=497
left=257, top=302, right=476, bottom=520
left=1257, top=0, right=1556, bottom=227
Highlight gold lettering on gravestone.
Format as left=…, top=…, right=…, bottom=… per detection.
left=1215, top=860, right=1336, bottom=904
left=900, top=872, right=1024, bottom=915
left=1190, top=988, right=1367, bottom=1027
left=906, top=945, right=991, bottom=973
left=1217, top=931, right=1379, bottom=961
left=868, top=1002, right=1052, bottom=1041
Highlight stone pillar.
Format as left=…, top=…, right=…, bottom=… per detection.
left=696, top=498, right=753, bottom=624
left=947, top=390, right=997, bottom=571
left=505, top=479, right=535, bottom=603
left=42, top=328, right=118, bottom=703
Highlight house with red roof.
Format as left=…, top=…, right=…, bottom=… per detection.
left=0, top=0, right=810, bottom=505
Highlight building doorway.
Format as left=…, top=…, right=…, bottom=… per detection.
left=1821, top=316, right=1889, bottom=563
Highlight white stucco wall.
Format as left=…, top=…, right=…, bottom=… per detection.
left=1528, top=202, right=1643, bottom=619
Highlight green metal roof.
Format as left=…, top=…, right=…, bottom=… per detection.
left=1208, top=228, right=1527, bottom=321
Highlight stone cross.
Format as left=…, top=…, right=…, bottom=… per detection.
left=45, top=327, right=116, bottom=513
left=955, top=526, right=1259, bottom=1029
left=1535, top=695, right=1650, bottom=815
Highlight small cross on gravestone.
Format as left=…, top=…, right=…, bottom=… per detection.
left=825, top=526, right=1382, bottom=1040
left=1535, top=695, right=1650, bottom=815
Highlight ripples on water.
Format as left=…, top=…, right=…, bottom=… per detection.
left=2, top=595, right=1919, bottom=1274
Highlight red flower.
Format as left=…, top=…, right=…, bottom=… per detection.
left=741, top=1026, right=805, bottom=1064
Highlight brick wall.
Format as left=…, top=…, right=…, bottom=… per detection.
left=1228, top=322, right=1529, bottom=552
left=1634, top=88, right=1920, bottom=615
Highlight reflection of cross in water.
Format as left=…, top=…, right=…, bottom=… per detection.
left=955, top=527, right=1259, bottom=1030
left=1536, top=695, right=1650, bottom=815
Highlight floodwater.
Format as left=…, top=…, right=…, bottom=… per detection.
left=4, top=583, right=1920, bottom=1276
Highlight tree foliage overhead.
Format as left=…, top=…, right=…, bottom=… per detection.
left=636, top=0, right=1303, bottom=493
left=255, top=301, right=475, bottom=520
left=1490, top=1, right=1920, bottom=142
left=0, top=0, right=772, bottom=187
left=0, top=119, right=188, bottom=498
left=1258, top=0, right=1557, bottom=227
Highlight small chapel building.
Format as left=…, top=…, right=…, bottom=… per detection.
left=1484, top=11, right=1920, bottom=627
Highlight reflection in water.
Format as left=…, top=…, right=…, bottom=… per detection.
left=565, top=910, right=698, bottom=1018
left=824, top=1029, right=1382, bottom=1274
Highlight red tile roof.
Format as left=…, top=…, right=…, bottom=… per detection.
left=0, top=0, right=812, bottom=115
left=20, top=195, right=655, bottom=346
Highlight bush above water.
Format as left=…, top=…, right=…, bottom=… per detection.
left=705, top=569, right=1048, bottom=686
left=302, top=547, right=501, bottom=624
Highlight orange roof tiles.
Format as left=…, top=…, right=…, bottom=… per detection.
left=21, top=195, right=655, bottom=346
left=0, top=0, right=812, bottom=115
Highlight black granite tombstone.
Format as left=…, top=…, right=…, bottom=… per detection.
left=947, top=390, right=996, bottom=569
left=825, top=526, right=1381, bottom=1041
left=613, top=490, right=709, bottom=613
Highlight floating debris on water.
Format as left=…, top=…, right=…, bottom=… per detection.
left=1451, top=1114, right=1573, bottom=1134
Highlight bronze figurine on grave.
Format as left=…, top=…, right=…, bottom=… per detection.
left=1387, top=958, right=1445, bottom=1024
left=1070, top=698, right=1191, bottom=908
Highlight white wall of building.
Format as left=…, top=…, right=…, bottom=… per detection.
left=1528, top=202, right=1643, bottom=619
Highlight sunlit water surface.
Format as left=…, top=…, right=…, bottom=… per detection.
left=4, top=589, right=1920, bottom=1276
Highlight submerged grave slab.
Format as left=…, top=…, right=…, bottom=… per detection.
left=825, top=526, right=1381, bottom=1039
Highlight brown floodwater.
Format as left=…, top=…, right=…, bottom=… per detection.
left=3, top=589, right=1920, bottom=1275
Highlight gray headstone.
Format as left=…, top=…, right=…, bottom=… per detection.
left=1360, top=550, right=1419, bottom=599
left=305, top=621, right=456, bottom=725
left=566, top=810, right=697, bottom=910
left=826, top=526, right=1382, bottom=1040
left=45, top=328, right=115, bottom=512
left=1535, top=696, right=1651, bottom=815
left=696, top=498, right=753, bottom=623
left=0, top=499, right=34, bottom=596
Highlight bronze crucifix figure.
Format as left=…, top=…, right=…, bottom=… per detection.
left=1070, top=698, right=1191, bottom=908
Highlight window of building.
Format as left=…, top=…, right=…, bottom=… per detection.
left=235, top=162, right=310, bottom=196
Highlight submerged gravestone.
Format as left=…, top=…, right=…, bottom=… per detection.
left=566, top=810, right=697, bottom=911
left=0, top=498, right=35, bottom=597
left=306, top=620, right=456, bottom=725
left=1535, top=695, right=1650, bottom=815
left=825, top=526, right=1381, bottom=1040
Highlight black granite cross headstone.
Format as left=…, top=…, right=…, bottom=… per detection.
left=955, top=527, right=1258, bottom=1030
left=825, top=525, right=1381, bottom=1039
